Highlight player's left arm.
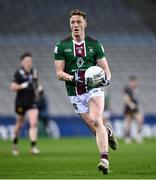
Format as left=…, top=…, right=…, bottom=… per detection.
left=95, top=41, right=111, bottom=81
left=97, top=57, right=111, bottom=81
left=32, top=69, right=44, bottom=93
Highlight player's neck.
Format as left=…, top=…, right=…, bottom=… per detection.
left=21, top=66, right=31, bottom=73
left=72, top=33, right=85, bottom=43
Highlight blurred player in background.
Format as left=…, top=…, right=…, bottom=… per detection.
left=123, top=75, right=144, bottom=144
left=10, top=53, right=43, bottom=155
left=54, top=9, right=117, bottom=174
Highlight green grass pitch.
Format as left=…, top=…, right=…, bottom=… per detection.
left=0, top=137, right=156, bottom=179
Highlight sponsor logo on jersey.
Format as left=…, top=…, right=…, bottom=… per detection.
left=64, top=49, right=72, bottom=52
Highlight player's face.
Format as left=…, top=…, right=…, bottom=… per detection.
left=70, top=15, right=87, bottom=38
left=21, top=56, right=33, bottom=72
left=130, top=79, right=138, bottom=89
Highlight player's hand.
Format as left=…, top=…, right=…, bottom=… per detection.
left=20, top=81, right=32, bottom=89
left=72, top=72, right=84, bottom=83
left=86, top=77, right=93, bottom=85
left=32, top=69, right=38, bottom=81
left=100, top=73, right=110, bottom=86
left=129, top=102, right=136, bottom=110
left=38, top=85, right=44, bottom=93
left=20, top=82, right=29, bottom=89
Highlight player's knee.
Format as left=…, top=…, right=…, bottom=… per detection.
left=91, top=119, right=100, bottom=128
left=17, top=122, right=23, bottom=129
left=30, top=122, right=38, bottom=128
left=19, top=123, right=24, bottom=129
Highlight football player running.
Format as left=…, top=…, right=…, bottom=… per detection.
left=10, top=53, right=42, bottom=155
left=123, top=76, right=144, bottom=144
left=54, top=9, right=118, bottom=174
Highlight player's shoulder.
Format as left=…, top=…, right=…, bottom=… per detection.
left=54, top=36, right=72, bottom=54
left=56, top=35, right=72, bottom=45
left=86, top=35, right=105, bottom=54
left=86, top=35, right=98, bottom=43
left=124, top=85, right=131, bottom=93
left=62, top=35, right=72, bottom=42
left=15, top=67, right=25, bottom=76
left=86, top=35, right=104, bottom=52
left=124, top=85, right=129, bottom=90
left=13, top=68, right=22, bottom=81
left=86, top=35, right=101, bottom=44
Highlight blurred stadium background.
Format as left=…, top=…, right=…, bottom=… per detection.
left=0, top=0, right=156, bottom=139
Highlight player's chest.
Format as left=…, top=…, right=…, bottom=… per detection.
left=19, top=71, right=33, bottom=82
left=63, top=41, right=95, bottom=60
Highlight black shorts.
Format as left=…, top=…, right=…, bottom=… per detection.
left=124, top=106, right=139, bottom=116
left=15, top=103, right=38, bottom=116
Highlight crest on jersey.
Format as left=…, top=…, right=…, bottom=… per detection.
left=76, top=57, right=84, bottom=68
left=89, top=47, right=94, bottom=53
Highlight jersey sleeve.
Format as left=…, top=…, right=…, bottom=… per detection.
left=54, top=41, right=65, bottom=60
left=95, top=41, right=106, bottom=59
left=12, top=70, right=21, bottom=84
left=124, top=86, right=131, bottom=96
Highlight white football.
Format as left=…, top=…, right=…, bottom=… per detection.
left=85, top=66, right=105, bottom=87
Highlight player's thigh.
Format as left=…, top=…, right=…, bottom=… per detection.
left=134, top=112, right=144, bottom=124
left=69, top=96, right=88, bottom=113
left=27, top=108, right=39, bottom=126
left=79, top=112, right=96, bottom=134
left=16, top=114, right=25, bottom=127
left=88, top=96, right=104, bottom=120
left=124, top=114, right=133, bottom=127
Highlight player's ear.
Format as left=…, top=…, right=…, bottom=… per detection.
left=84, top=21, right=87, bottom=28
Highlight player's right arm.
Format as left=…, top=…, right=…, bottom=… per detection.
left=124, top=89, right=136, bottom=110
left=10, top=81, right=31, bottom=92
left=10, top=71, right=31, bottom=92
left=54, top=60, right=73, bottom=81
left=10, top=82, right=23, bottom=91
left=54, top=40, right=74, bottom=82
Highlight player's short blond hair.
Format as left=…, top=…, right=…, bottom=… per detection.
left=70, top=9, right=87, bottom=20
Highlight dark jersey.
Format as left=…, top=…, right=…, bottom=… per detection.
left=54, top=35, right=106, bottom=96
left=124, top=86, right=139, bottom=105
left=13, top=67, right=37, bottom=107
left=124, top=86, right=139, bottom=114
